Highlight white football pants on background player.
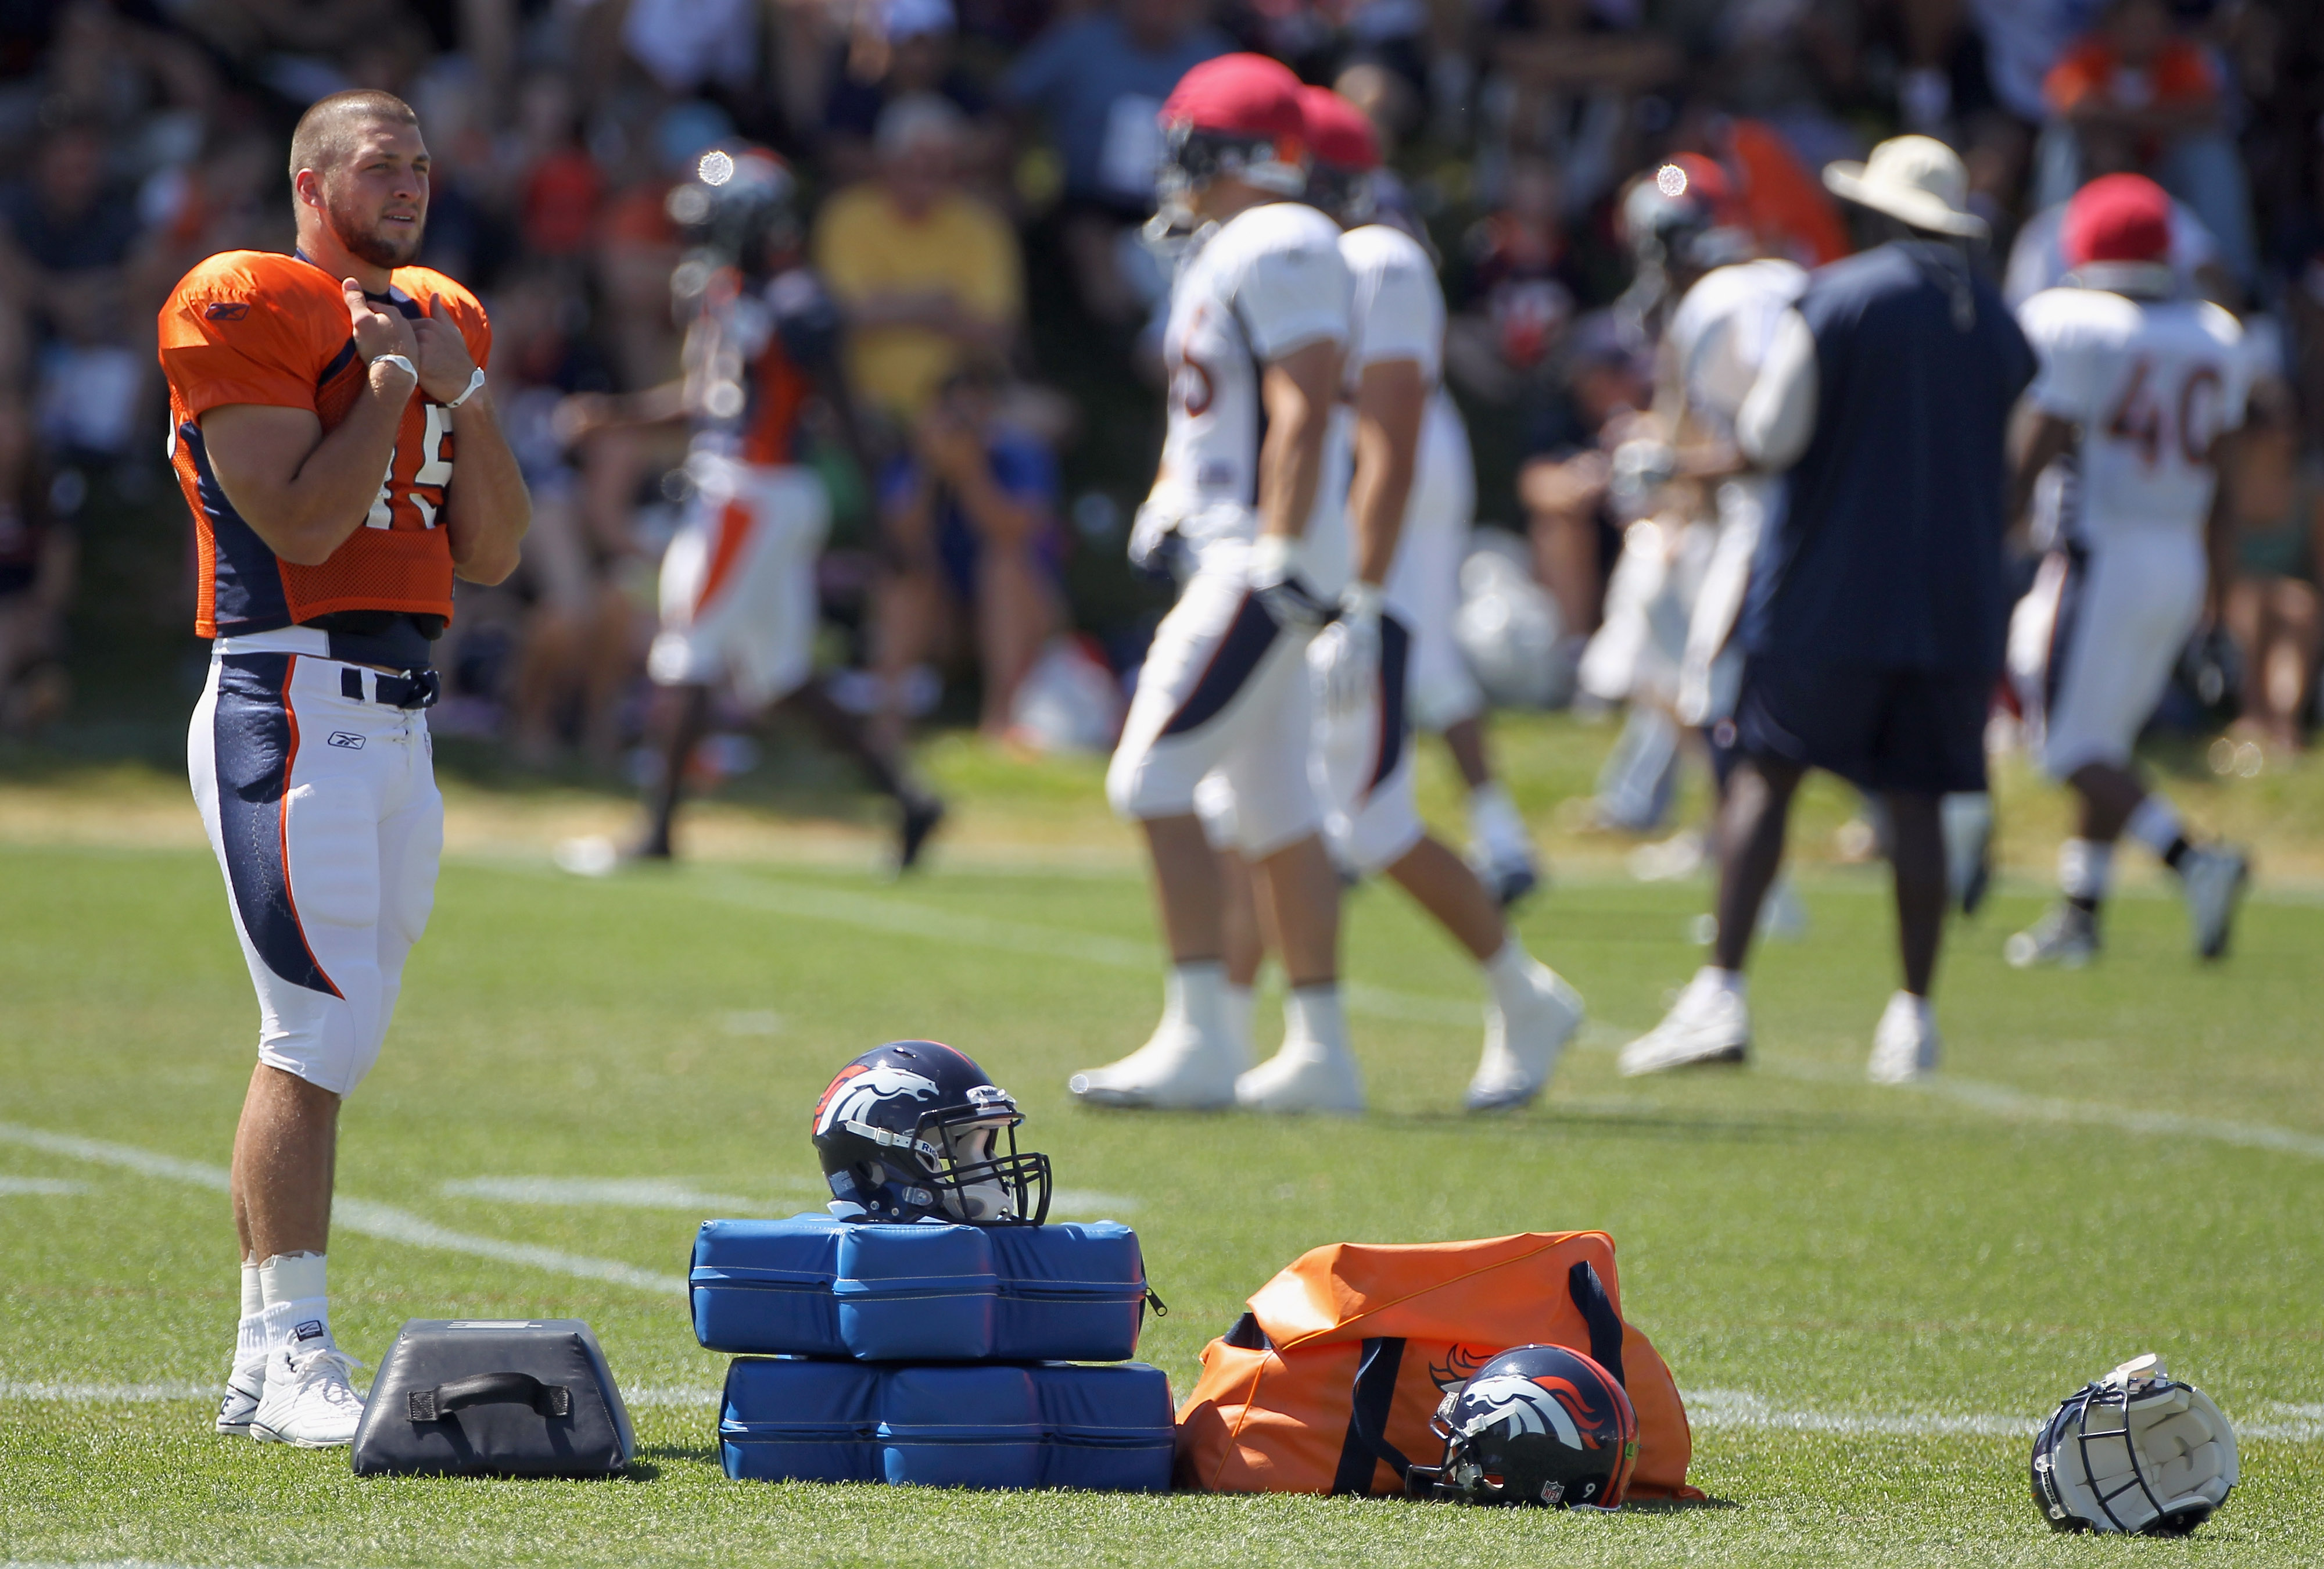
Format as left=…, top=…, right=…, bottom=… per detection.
left=1107, top=538, right=1322, bottom=858
left=650, top=455, right=830, bottom=707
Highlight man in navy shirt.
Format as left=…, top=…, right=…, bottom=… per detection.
left=1620, top=137, right=2038, bottom=1086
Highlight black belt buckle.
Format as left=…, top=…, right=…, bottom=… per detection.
left=375, top=669, right=441, bottom=710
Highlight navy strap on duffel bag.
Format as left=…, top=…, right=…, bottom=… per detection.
left=351, top=1319, right=636, bottom=1477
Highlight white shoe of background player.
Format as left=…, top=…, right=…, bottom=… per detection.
left=1235, top=1040, right=1365, bottom=1115
left=1467, top=963, right=1584, bottom=1112
left=1866, top=990, right=1940, bottom=1084
left=1068, top=1018, right=1242, bottom=1110
left=214, top=1362, right=264, bottom=1437
left=249, top=1340, right=366, bottom=1449
left=1619, top=973, right=1751, bottom=1076
left=2179, top=845, right=2249, bottom=959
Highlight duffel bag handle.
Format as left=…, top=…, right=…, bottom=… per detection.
left=408, top=1371, right=572, bottom=1423
left=1566, top=1259, right=1626, bottom=1389
left=1330, top=1337, right=1412, bottom=1494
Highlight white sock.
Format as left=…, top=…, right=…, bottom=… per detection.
left=1466, top=783, right=1527, bottom=857
left=234, top=1260, right=266, bottom=1370
left=2059, top=838, right=2113, bottom=903
left=1224, top=983, right=1255, bottom=1062
left=1691, top=966, right=1746, bottom=1003
left=1283, top=983, right=1351, bottom=1062
left=1482, top=938, right=1536, bottom=1015
left=1175, top=961, right=1228, bottom=1051
left=2123, top=795, right=2184, bottom=859
left=257, top=1252, right=332, bottom=1356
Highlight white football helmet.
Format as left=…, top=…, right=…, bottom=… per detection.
left=2031, top=1354, right=2237, bottom=1535
left=1453, top=532, right=1572, bottom=711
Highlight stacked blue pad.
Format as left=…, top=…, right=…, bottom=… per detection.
left=691, top=1215, right=1172, bottom=1490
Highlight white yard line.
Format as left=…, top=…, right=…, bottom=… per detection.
left=692, top=871, right=1482, bottom=1027
left=438, top=1176, right=1141, bottom=1218
left=0, top=1176, right=87, bottom=1195
left=0, top=1123, right=686, bottom=1297
left=5, top=1377, right=2315, bottom=1442
left=1752, top=1061, right=2324, bottom=1163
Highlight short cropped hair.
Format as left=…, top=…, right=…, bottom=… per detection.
left=287, top=89, right=419, bottom=185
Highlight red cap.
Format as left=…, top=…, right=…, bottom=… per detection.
left=1298, top=87, right=1379, bottom=173
left=2063, top=173, right=2172, bottom=268
left=1161, top=53, right=1306, bottom=146
left=1666, top=154, right=1739, bottom=221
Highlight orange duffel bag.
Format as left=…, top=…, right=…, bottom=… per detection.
left=1175, top=1230, right=1703, bottom=1501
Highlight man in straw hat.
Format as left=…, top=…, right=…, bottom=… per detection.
left=1620, top=136, right=2038, bottom=1085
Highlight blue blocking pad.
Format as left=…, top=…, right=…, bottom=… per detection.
left=691, top=1217, right=1148, bottom=1363
left=719, top=1359, right=1174, bottom=1491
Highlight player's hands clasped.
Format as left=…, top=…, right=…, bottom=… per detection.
left=1312, top=581, right=1383, bottom=722
left=1249, top=533, right=1335, bottom=632
left=411, top=293, right=479, bottom=406
left=343, top=277, right=418, bottom=385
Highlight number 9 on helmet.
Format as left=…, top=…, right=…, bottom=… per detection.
left=810, top=1041, right=1052, bottom=1225
left=1405, top=1344, right=1639, bottom=1510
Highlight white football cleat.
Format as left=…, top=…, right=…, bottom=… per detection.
left=1619, top=975, right=1750, bottom=1076
left=2179, top=845, right=2249, bottom=960
left=1866, top=990, right=1939, bottom=1084
left=1235, top=1043, right=1365, bottom=1115
left=1068, top=1020, right=1242, bottom=1111
left=214, top=1366, right=264, bottom=1437
left=2004, top=902, right=2098, bottom=969
left=249, top=1343, right=365, bottom=1449
left=1467, top=964, right=1584, bottom=1112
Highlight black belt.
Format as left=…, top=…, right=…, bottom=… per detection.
left=304, top=610, right=444, bottom=671
left=340, top=666, right=442, bottom=710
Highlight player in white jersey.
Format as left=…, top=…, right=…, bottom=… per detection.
left=1068, top=55, right=1359, bottom=1112
left=2003, top=174, right=2252, bottom=967
left=1214, top=87, right=1583, bottom=1112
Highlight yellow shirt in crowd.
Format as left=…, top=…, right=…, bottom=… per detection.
left=813, top=183, right=1024, bottom=418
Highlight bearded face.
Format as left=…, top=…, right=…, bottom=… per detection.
left=325, top=167, right=426, bottom=268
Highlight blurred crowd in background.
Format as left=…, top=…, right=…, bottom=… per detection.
left=1, top=0, right=2321, bottom=786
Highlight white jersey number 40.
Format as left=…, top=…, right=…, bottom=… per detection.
left=2103, top=355, right=2227, bottom=471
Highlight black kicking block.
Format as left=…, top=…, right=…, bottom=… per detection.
left=351, top=1318, right=636, bottom=1477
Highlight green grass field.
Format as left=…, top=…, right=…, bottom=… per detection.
left=2, top=780, right=2322, bottom=1564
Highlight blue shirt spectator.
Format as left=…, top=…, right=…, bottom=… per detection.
left=1001, top=0, right=1231, bottom=214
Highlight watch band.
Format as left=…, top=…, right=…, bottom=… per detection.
left=371, top=353, right=418, bottom=384
left=444, top=367, right=487, bottom=409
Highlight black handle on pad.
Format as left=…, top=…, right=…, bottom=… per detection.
left=408, top=1371, right=572, bottom=1423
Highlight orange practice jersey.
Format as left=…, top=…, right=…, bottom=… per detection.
left=157, top=250, right=493, bottom=637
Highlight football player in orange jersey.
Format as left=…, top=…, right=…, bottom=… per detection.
left=157, top=89, right=530, bottom=1448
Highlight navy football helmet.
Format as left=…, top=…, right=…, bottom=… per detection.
left=666, top=146, right=798, bottom=273
left=810, top=1041, right=1051, bottom=1225
left=1407, top=1344, right=1638, bottom=1510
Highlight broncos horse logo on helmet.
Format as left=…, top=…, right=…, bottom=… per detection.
left=1407, top=1344, right=1639, bottom=1510
left=810, top=1041, right=1052, bottom=1225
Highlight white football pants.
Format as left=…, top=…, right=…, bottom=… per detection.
left=189, top=647, right=442, bottom=1097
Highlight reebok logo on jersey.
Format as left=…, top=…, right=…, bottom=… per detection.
left=327, top=731, right=365, bottom=750
left=204, top=301, right=250, bottom=321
